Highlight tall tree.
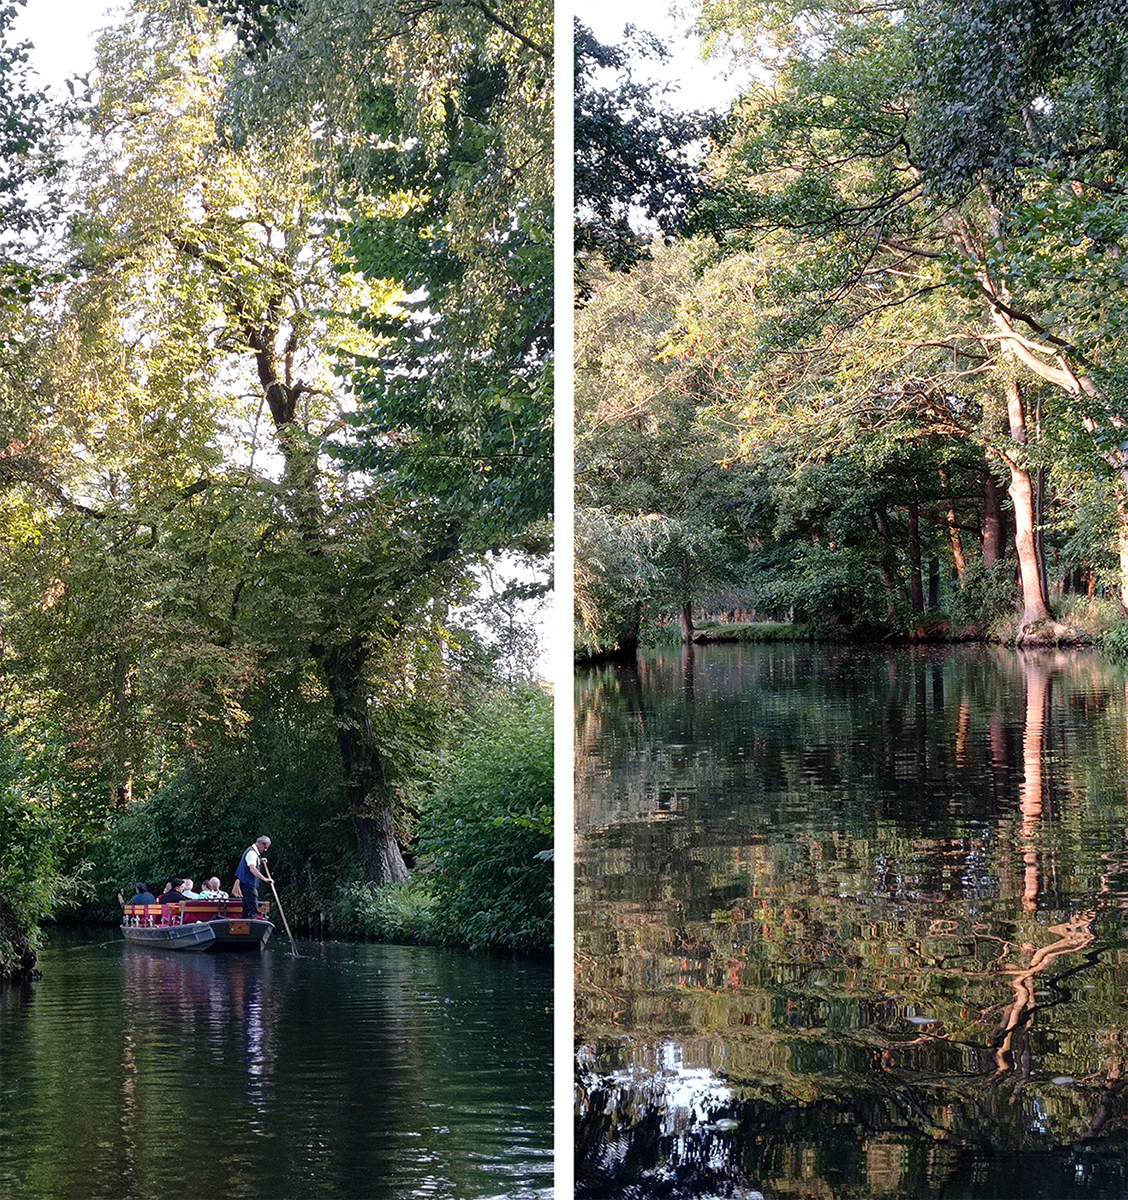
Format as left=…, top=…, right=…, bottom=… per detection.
left=576, top=244, right=756, bottom=654
left=692, top=0, right=1128, bottom=636
left=2, top=0, right=501, bottom=884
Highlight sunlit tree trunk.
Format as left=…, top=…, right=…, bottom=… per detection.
left=1117, top=495, right=1128, bottom=610
left=1002, top=380, right=1051, bottom=634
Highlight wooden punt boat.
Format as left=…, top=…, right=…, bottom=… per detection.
left=121, top=898, right=274, bottom=951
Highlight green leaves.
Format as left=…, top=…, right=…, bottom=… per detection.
left=0, top=0, right=551, bottom=904
left=574, top=21, right=720, bottom=290
left=333, top=31, right=554, bottom=550
left=417, top=685, right=553, bottom=951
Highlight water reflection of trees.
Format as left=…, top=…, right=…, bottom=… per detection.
left=576, top=646, right=1128, bottom=1197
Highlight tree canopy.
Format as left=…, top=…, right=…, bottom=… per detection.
left=576, top=0, right=1128, bottom=656
left=574, top=19, right=718, bottom=298
left=0, top=0, right=553, bottom=972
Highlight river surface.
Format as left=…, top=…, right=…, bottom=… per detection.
left=575, top=643, right=1128, bottom=1199
left=0, top=934, right=552, bottom=1199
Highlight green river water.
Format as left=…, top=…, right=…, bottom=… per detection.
left=1, top=935, right=552, bottom=1199
left=576, top=643, right=1128, bottom=1199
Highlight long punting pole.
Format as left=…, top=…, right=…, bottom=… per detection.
left=265, top=871, right=301, bottom=956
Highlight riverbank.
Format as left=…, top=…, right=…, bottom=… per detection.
left=32, top=872, right=551, bottom=969
left=0, top=898, right=41, bottom=983
left=687, top=616, right=1101, bottom=647
left=576, top=596, right=1128, bottom=664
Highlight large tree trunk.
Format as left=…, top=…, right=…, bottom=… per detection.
left=252, top=323, right=410, bottom=884
left=355, top=810, right=410, bottom=887
left=870, top=509, right=910, bottom=616
left=983, top=466, right=1006, bottom=566
left=1003, top=379, right=1052, bottom=634
left=1118, top=492, right=1128, bottom=611
left=679, top=599, right=694, bottom=642
left=314, top=637, right=409, bottom=884
left=614, top=604, right=642, bottom=657
left=1009, top=464, right=1051, bottom=630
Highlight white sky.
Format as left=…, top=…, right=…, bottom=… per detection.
left=572, top=0, right=749, bottom=113
left=12, top=1, right=111, bottom=90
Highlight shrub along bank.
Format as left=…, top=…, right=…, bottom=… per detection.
left=331, top=685, right=554, bottom=952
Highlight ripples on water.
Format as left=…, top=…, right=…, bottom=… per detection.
left=576, top=645, right=1128, bottom=1199
left=1, top=936, right=552, bottom=1199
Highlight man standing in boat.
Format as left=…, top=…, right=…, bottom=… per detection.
left=236, top=836, right=272, bottom=920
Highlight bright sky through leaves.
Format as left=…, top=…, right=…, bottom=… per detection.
left=573, top=0, right=749, bottom=112
left=12, top=0, right=106, bottom=89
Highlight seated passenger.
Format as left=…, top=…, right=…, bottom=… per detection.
left=160, top=880, right=187, bottom=905
left=118, top=882, right=156, bottom=908
left=198, top=876, right=228, bottom=899
left=179, top=878, right=200, bottom=899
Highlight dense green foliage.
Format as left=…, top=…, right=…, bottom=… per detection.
left=576, top=1, right=1128, bottom=656
left=270, top=685, right=555, bottom=952
left=0, top=0, right=62, bottom=312
left=0, top=0, right=552, bottom=975
left=0, top=745, right=57, bottom=980
left=199, top=0, right=554, bottom=550
left=418, top=685, right=553, bottom=951
left=574, top=20, right=717, bottom=297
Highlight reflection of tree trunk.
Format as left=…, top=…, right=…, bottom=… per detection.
left=1019, top=652, right=1050, bottom=912
left=1083, top=1072, right=1127, bottom=1141
left=988, top=709, right=1010, bottom=808
left=955, top=697, right=970, bottom=769
left=989, top=915, right=1094, bottom=1084
left=914, top=664, right=928, bottom=778
left=681, top=642, right=695, bottom=705
left=931, top=661, right=944, bottom=714
left=618, top=659, right=645, bottom=718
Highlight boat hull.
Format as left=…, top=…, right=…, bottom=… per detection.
left=206, top=917, right=274, bottom=949
left=120, top=900, right=275, bottom=952
left=121, top=922, right=217, bottom=951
